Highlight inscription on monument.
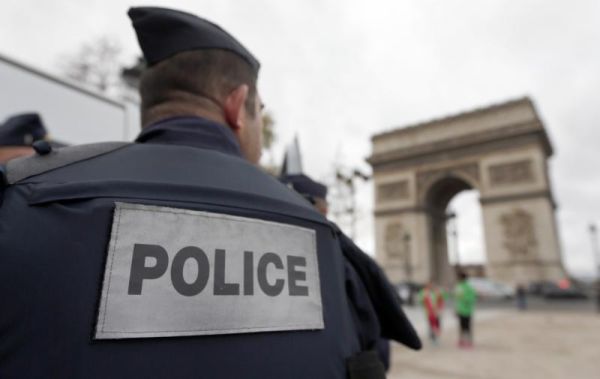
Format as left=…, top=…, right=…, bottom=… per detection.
left=499, top=209, right=537, bottom=258
left=489, top=160, right=534, bottom=186
left=377, top=180, right=409, bottom=202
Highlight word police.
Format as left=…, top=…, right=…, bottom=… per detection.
left=128, top=244, right=310, bottom=297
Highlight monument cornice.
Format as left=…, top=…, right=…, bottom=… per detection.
left=372, top=97, right=534, bottom=142
left=368, top=122, right=553, bottom=171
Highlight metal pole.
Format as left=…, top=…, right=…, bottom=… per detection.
left=335, top=168, right=369, bottom=240
left=446, top=211, right=459, bottom=274
left=349, top=180, right=356, bottom=240
left=453, top=218, right=460, bottom=268
left=403, top=233, right=413, bottom=305
left=589, top=223, right=600, bottom=313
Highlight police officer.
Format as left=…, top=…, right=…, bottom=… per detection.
left=280, top=173, right=329, bottom=216
left=280, top=173, right=421, bottom=371
left=0, top=7, right=408, bottom=378
left=0, top=112, right=65, bottom=164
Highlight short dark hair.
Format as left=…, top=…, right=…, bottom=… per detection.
left=458, top=271, right=468, bottom=281
left=139, top=49, right=257, bottom=126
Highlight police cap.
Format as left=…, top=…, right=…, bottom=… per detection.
left=280, top=174, right=328, bottom=200
left=0, top=113, right=47, bottom=147
left=128, top=6, right=260, bottom=72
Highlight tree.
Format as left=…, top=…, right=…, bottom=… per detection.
left=60, top=36, right=124, bottom=95
left=328, top=162, right=370, bottom=239
left=259, top=111, right=279, bottom=174
left=262, top=111, right=275, bottom=151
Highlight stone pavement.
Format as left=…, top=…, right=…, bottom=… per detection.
left=389, top=308, right=600, bottom=379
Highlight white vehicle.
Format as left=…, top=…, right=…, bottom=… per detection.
left=0, top=53, right=139, bottom=144
left=468, top=278, right=515, bottom=300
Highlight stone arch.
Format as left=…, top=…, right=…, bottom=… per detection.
left=369, top=98, right=565, bottom=286
left=422, top=175, right=476, bottom=285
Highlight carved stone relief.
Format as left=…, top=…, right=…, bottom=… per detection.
left=377, top=180, right=409, bottom=202
left=489, top=159, right=534, bottom=186
left=384, top=222, right=409, bottom=260
left=499, top=209, right=537, bottom=258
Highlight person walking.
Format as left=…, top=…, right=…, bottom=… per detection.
left=516, top=283, right=528, bottom=311
left=418, top=282, right=445, bottom=345
left=454, top=272, right=477, bottom=348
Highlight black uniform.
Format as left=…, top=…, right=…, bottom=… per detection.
left=0, top=117, right=373, bottom=378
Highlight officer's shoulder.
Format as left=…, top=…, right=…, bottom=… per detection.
left=4, top=141, right=130, bottom=185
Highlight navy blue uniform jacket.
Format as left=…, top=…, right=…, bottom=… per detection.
left=0, top=118, right=372, bottom=378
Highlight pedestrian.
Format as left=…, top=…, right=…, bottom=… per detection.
left=454, top=271, right=477, bottom=348
left=0, top=6, right=411, bottom=378
left=418, top=282, right=445, bottom=344
left=0, top=112, right=66, bottom=163
left=516, top=283, right=527, bottom=310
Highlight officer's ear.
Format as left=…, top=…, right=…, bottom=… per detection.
left=223, top=84, right=249, bottom=132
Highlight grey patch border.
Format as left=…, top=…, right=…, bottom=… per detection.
left=95, top=202, right=323, bottom=339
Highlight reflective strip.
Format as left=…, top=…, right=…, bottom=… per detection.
left=95, top=202, right=323, bottom=339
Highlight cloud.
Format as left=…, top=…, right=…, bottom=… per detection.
left=1, top=0, right=599, bottom=277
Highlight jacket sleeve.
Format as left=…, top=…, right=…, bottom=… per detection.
left=335, top=224, right=422, bottom=350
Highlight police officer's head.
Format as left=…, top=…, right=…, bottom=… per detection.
left=129, top=7, right=264, bottom=164
left=280, top=174, right=329, bottom=216
left=0, top=113, right=43, bottom=164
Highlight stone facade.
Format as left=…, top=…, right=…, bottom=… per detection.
left=368, top=97, right=565, bottom=286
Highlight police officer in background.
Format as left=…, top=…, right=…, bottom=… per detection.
left=280, top=173, right=329, bottom=216
left=0, top=112, right=66, bottom=164
left=0, top=7, right=416, bottom=378
left=280, top=174, right=421, bottom=372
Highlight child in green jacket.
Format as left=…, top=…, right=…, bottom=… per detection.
left=454, top=272, right=477, bottom=348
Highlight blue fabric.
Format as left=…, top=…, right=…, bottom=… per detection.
left=136, top=116, right=243, bottom=157
left=0, top=117, right=362, bottom=378
left=279, top=174, right=328, bottom=200
left=0, top=113, right=46, bottom=146
left=128, top=6, right=260, bottom=71
left=336, top=225, right=422, bottom=351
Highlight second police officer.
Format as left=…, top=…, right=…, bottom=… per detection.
left=280, top=173, right=422, bottom=372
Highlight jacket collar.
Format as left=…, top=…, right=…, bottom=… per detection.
left=135, top=116, right=243, bottom=158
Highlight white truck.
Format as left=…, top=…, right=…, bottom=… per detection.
left=0, top=52, right=139, bottom=144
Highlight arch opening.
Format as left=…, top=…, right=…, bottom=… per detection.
left=425, top=176, right=485, bottom=286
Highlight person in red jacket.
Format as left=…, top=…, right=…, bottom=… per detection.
left=418, top=282, right=446, bottom=344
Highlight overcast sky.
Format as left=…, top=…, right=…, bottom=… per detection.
left=1, top=0, right=599, bottom=277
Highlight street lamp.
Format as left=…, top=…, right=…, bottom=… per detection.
left=446, top=211, right=460, bottom=271
left=334, top=168, right=370, bottom=239
left=403, top=233, right=413, bottom=305
left=403, top=233, right=412, bottom=281
left=589, top=223, right=600, bottom=312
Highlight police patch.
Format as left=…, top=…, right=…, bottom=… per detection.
left=95, top=202, right=323, bottom=339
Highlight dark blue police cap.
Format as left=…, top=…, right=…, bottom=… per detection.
left=280, top=174, right=328, bottom=200
left=128, top=6, right=260, bottom=72
left=0, top=113, right=47, bottom=147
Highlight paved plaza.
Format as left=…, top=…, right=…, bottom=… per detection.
left=389, top=301, right=600, bottom=379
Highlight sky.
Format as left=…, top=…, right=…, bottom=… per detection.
left=1, top=0, right=599, bottom=277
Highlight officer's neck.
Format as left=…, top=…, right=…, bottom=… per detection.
left=142, top=101, right=230, bottom=131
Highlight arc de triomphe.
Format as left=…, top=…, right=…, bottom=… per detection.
left=367, top=98, right=565, bottom=286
